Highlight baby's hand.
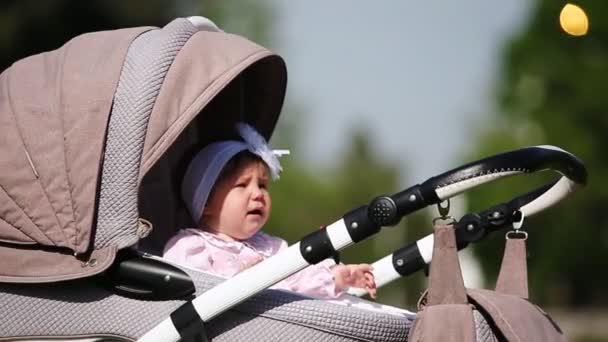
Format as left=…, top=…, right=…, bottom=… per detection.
left=332, top=264, right=377, bottom=299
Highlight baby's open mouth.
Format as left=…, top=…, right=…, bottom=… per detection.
left=247, top=209, right=263, bottom=216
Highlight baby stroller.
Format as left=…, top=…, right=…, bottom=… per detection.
left=0, top=17, right=585, bottom=342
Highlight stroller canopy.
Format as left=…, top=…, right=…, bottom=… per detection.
left=0, top=18, right=287, bottom=283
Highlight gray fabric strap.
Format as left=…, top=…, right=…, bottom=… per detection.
left=171, top=301, right=209, bottom=342
left=427, top=225, right=468, bottom=306
left=495, top=237, right=529, bottom=299
left=95, top=19, right=199, bottom=249
left=408, top=225, right=477, bottom=342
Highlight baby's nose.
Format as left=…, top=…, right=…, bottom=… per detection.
left=251, top=187, right=264, bottom=200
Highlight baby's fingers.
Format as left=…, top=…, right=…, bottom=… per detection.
left=357, top=264, right=374, bottom=273
left=350, top=264, right=373, bottom=279
left=364, top=273, right=376, bottom=289
left=364, top=272, right=377, bottom=299
left=367, top=286, right=378, bottom=299
left=366, top=281, right=378, bottom=299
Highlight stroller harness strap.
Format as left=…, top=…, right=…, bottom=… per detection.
left=410, top=224, right=567, bottom=341
left=495, top=237, right=529, bottom=298
left=170, top=301, right=209, bottom=342
left=409, top=225, right=476, bottom=342
left=426, top=225, right=467, bottom=306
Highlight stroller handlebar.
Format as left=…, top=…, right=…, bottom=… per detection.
left=347, top=146, right=586, bottom=296
left=423, top=145, right=585, bottom=199
left=365, top=145, right=586, bottom=227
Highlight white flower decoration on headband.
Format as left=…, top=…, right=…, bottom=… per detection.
left=236, top=123, right=289, bottom=180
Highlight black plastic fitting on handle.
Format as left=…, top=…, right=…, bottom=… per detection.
left=344, top=205, right=381, bottom=243
left=392, top=184, right=434, bottom=218
left=300, top=229, right=336, bottom=264
left=102, top=250, right=195, bottom=300
left=368, top=196, right=399, bottom=226
left=366, top=185, right=432, bottom=227
left=453, top=203, right=517, bottom=248
left=392, top=242, right=426, bottom=277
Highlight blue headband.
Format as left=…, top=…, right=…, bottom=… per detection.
left=182, top=123, right=284, bottom=223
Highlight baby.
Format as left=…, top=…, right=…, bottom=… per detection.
left=163, top=123, right=377, bottom=299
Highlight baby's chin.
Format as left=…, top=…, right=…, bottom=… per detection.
left=246, top=214, right=267, bottom=226
left=242, top=223, right=266, bottom=239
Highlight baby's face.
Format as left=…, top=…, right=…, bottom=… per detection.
left=203, top=161, right=271, bottom=240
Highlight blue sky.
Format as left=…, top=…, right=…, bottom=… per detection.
left=269, top=1, right=530, bottom=184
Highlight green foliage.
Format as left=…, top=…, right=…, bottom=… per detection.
left=199, top=0, right=275, bottom=46
left=467, top=0, right=608, bottom=307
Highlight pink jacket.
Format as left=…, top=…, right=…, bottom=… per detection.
left=163, top=229, right=344, bottom=299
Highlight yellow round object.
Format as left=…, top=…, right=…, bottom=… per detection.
left=559, top=3, right=589, bottom=36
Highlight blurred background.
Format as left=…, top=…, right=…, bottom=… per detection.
left=1, top=1, right=606, bottom=340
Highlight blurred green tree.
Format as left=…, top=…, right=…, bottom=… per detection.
left=466, top=0, right=608, bottom=307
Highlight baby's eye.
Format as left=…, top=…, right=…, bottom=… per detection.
left=235, top=183, right=247, bottom=188
left=259, top=182, right=268, bottom=190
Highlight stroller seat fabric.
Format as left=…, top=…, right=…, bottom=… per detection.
left=0, top=263, right=413, bottom=341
